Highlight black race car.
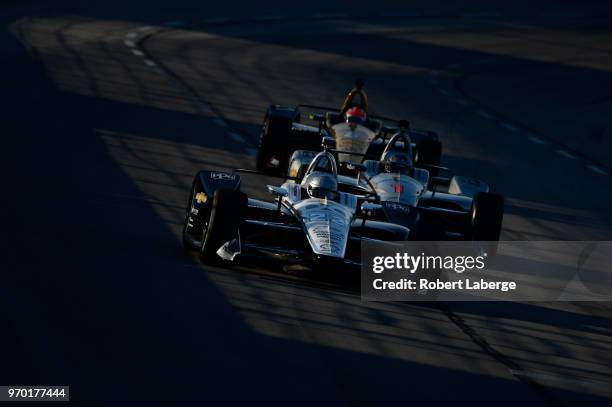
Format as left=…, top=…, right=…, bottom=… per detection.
left=256, top=104, right=442, bottom=175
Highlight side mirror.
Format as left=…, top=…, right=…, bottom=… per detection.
left=267, top=185, right=288, bottom=197
left=268, top=185, right=288, bottom=212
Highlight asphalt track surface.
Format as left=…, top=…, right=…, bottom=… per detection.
left=2, top=1, right=612, bottom=405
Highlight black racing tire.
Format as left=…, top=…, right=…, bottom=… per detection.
left=414, top=139, right=442, bottom=175
left=470, top=192, right=504, bottom=241
left=256, top=114, right=292, bottom=173
left=182, top=182, right=197, bottom=250
left=182, top=175, right=208, bottom=251
left=200, top=189, right=247, bottom=264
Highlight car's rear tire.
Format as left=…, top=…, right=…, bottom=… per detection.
left=470, top=192, right=504, bottom=241
left=200, top=189, right=247, bottom=264
left=414, top=139, right=442, bottom=175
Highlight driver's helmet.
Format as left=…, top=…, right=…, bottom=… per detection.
left=306, top=173, right=339, bottom=200
left=381, top=150, right=412, bottom=174
left=345, top=106, right=367, bottom=126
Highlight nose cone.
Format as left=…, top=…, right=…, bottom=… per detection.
left=304, top=215, right=347, bottom=258
left=294, top=199, right=354, bottom=259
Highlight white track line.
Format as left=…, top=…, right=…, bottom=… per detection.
left=422, top=47, right=608, bottom=181
left=501, top=122, right=518, bottom=132
left=122, top=25, right=258, bottom=156
left=586, top=164, right=609, bottom=175
left=527, top=135, right=546, bottom=144
left=556, top=149, right=576, bottom=160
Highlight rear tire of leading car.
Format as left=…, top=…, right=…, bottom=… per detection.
left=414, top=139, right=442, bottom=175
left=200, top=189, right=247, bottom=264
left=470, top=192, right=504, bottom=241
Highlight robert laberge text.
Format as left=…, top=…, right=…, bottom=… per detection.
left=373, top=278, right=517, bottom=292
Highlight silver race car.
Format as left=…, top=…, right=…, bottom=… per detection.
left=182, top=151, right=410, bottom=268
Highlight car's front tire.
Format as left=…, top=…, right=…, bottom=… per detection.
left=182, top=177, right=208, bottom=250
left=200, top=189, right=247, bottom=264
